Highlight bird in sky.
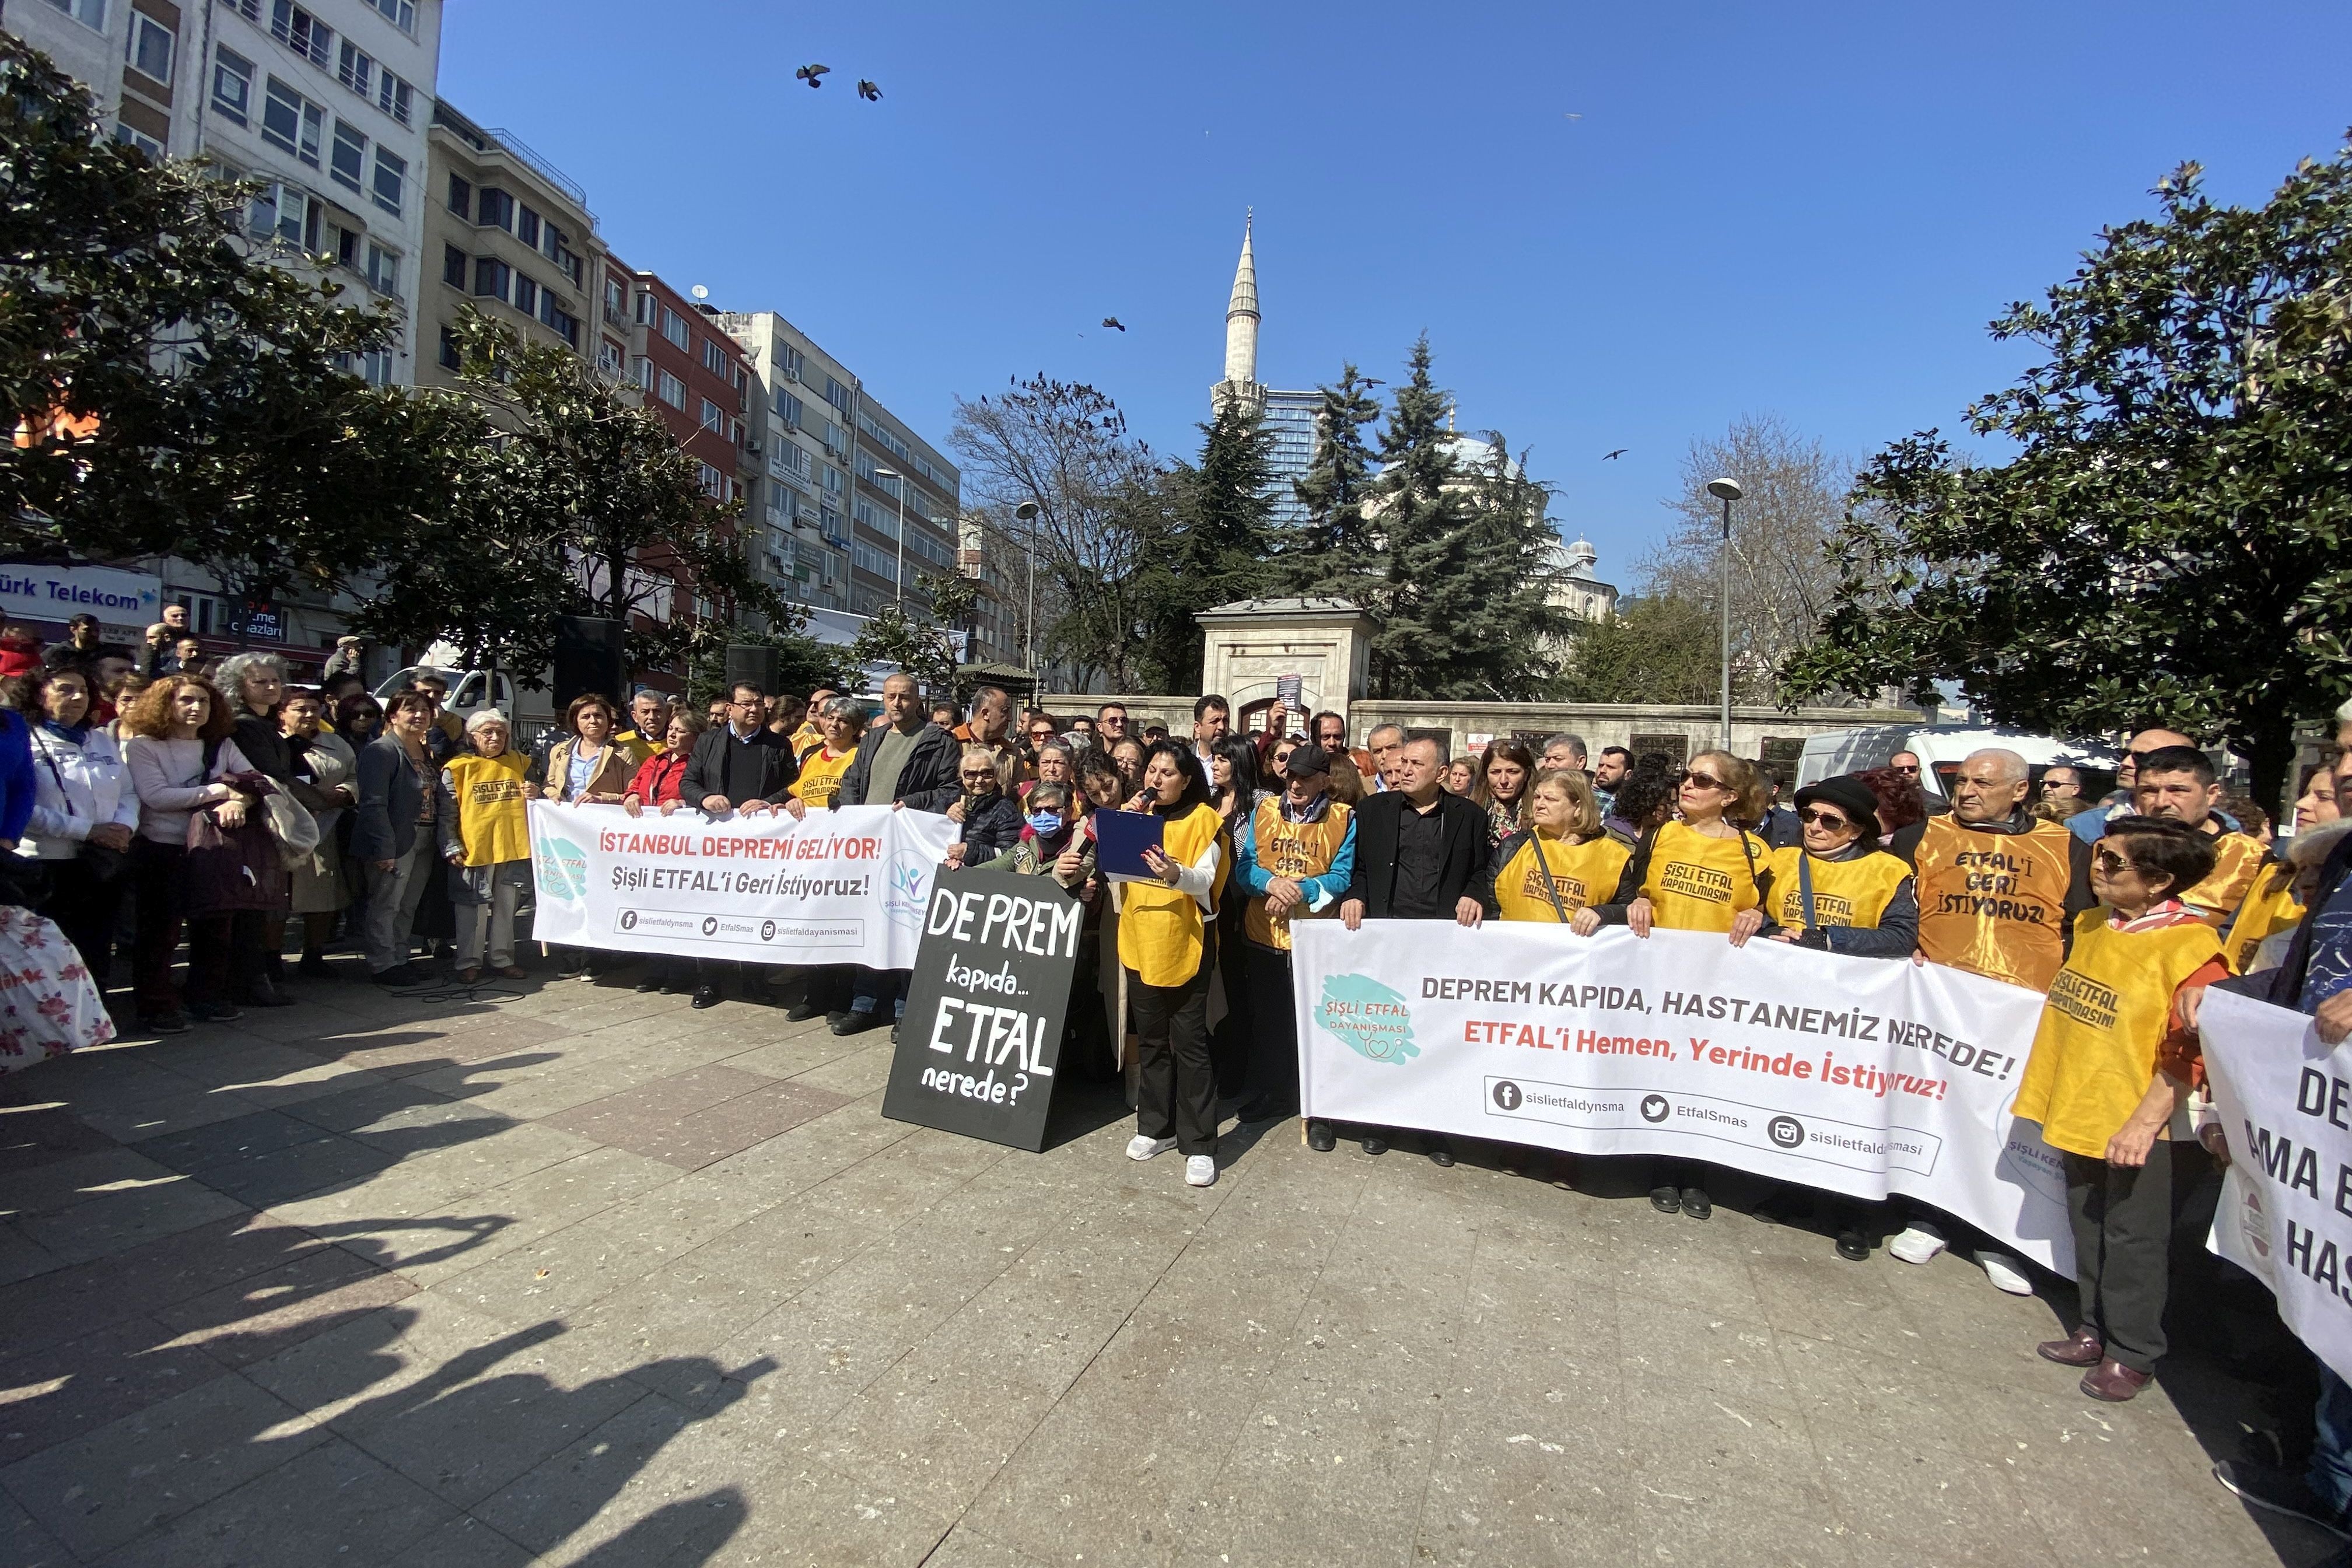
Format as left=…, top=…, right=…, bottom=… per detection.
left=1602, top=448, right=1628, bottom=460
left=1101, top=317, right=1125, bottom=332
left=857, top=79, right=881, bottom=102
left=795, top=64, right=830, bottom=88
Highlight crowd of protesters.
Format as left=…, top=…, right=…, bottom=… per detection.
left=12, top=619, right=2352, bottom=1542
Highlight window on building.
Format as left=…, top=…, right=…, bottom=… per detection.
left=124, top=12, right=174, bottom=83
left=512, top=275, right=537, bottom=317
left=335, top=40, right=373, bottom=100
left=364, top=242, right=398, bottom=296
left=439, top=327, right=460, bottom=372
left=445, top=173, right=471, bottom=216
left=633, top=356, right=653, bottom=391
left=269, top=2, right=332, bottom=68
left=544, top=307, right=576, bottom=351
left=249, top=182, right=317, bottom=251
left=778, top=344, right=804, bottom=383
left=598, top=338, right=623, bottom=376
left=332, top=223, right=359, bottom=269
left=211, top=46, right=253, bottom=125
left=823, top=376, right=852, bottom=414
left=701, top=338, right=729, bottom=377
left=113, top=121, right=163, bottom=159
left=472, top=257, right=509, bottom=302
left=656, top=369, right=687, bottom=410
left=43, top=0, right=108, bottom=30
left=602, top=276, right=625, bottom=324
left=366, top=0, right=416, bottom=33
left=634, top=289, right=654, bottom=326
left=774, top=390, right=804, bottom=430
left=516, top=207, right=540, bottom=249
left=822, top=465, right=844, bottom=496
left=357, top=348, right=393, bottom=387
left=261, top=79, right=322, bottom=166
left=699, top=397, right=724, bottom=435
left=376, top=71, right=412, bottom=125
left=370, top=147, right=404, bottom=215
left=475, top=187, right=513, bottom=230
left=328, top=120, right=365, bottom=192
left=442, top=244, right=466, bottom=287
left=698, top=463, right=724, bottom=500
left=659, top=306, right=689, bottom=352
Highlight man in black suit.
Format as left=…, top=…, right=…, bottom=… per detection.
left=676, top=680, right=800, bottom=1009
left=1331, top=732, right=1488, bottom=1160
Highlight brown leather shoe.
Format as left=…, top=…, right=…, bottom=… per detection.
left=2036, top=1327, right=2104, bottom=1367
left=2080, top=1359, right=2152, bottom=1402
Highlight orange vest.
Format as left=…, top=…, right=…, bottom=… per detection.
left=1912, top=816, right=2076, bottom=991
left=2181, top=831, right=2269, bottom=929
left=1242, top=797, right=1352, bottom=951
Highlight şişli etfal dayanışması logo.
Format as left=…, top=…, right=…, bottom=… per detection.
left=1314, top=974, right=1418, bottom=1063
left=882, top=850, right=932, bottom=929
left=534, top=832, right=589, bottom=903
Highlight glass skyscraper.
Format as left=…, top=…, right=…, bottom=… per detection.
left=1259, top=388, right=1320, bottom=527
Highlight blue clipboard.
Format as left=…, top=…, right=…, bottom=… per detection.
left=1094, top=809, right=1165, bottom=883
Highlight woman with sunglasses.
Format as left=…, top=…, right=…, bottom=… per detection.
left=2013, top=817, right=2227, bottom=1402
left=941, top=748, right=1024, bottom=871
left=1576, top=748, right=1777, bottom=1220
left=1752, top=774, right=1920, bottom=1259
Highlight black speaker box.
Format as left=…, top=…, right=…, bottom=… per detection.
left=723, top=643, right=779, bottom=696
left=553, top=616, right=626, bottom=710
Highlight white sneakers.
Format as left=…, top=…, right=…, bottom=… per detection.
left=1888, top=1226, right=1948, bottom=1265
left=1125, top=1136, right=1217, bottom=1187
left=1980, top=1252, right=2034, bottom=1296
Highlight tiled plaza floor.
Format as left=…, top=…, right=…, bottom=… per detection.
left=0, top=961, right=2338, bottom=1567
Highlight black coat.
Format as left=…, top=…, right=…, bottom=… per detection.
left=1343, top=788, right=1489, bottom=918
left=680, top=724, right=799, bottom=808
left=957, top=791, right=1026, bottom=863
left=834, top=721, right=961, bottom=812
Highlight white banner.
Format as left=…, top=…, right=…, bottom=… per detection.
left=0, top=562, right=160, bottom=630
left=2202, top=986, right=2352, bottom=1383
left=527, top=800, right=957, bottom=970
left=1293, top=922, right=2072, bottom=1270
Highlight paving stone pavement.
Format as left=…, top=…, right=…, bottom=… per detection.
left=0, top=964, right=2339, bottom=1567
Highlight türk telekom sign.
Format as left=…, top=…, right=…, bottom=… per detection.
left=0, top=563, right=162, bottom=627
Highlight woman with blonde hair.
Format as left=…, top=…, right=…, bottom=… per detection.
left=1486, top=769, right=1629, bottom=925
left=1579, top=748, right=1778, bottom=1220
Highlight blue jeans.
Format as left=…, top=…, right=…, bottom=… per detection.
left=851, top=968, right=908, bottom=1019
left=2310, top=1366, right=2352, bottom=1521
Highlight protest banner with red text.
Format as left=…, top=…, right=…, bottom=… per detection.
left=1293, top=922, right=2071, bottom=1269
left=527, top=800, right=957, bottom=970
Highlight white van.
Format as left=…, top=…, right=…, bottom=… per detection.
left=1795, top=724, right=2120, bottom=804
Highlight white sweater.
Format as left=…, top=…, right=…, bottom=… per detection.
left=121, top=735, right=249, bottom=847
left=22, top=726, right=139, bottom=859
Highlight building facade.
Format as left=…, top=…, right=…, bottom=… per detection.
left=5, top=0, right=187, bottom=155
left=717, top=310, right=959, bottom=619
left=957, top=515, right=1020, bottom=670
left=419, top=100, right=599, bottom=389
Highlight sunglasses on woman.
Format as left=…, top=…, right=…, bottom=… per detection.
left=2091, top=849, right=2141, bottom=876
left=1796, top=808, right=1849, bottom=828
left=1684, top=772, right=1729, bottom=793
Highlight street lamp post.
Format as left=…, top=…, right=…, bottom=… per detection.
left=1014, top=501, right=1041, bottom=685
left=1706, top=477, right=1744, bottom=750
left=873, top=467, right=908, bottom=606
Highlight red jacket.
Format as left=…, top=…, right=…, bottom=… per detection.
left=0, top=635, right=41, bottom=678
left=628, top=749, right=690, bottom=805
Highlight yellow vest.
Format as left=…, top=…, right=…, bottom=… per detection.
left=1913, top=815, right=2076, bottom=991
left=792, top=746, right=856, bottom=807
left=1494, top=832, right=1630, bottom=923
left=1242, top=797, right=1352, bottom=951
left=2014, top=911, right=2222, bottom=1158
left=790, top=721, right=823, bottom=757
left=1118, top=803, right=1228, bottom=988
left=1639, top=820, right=1767, bottom=933
left=441, top=751, right=531, bottom=867
left=2182, top=831, right=2268, bottom=928
left=1763, top=845, right=1912, bottom=933
left=614, top=732, right=656, bottom=770
left=2222, top=864, right=2302, bottom=973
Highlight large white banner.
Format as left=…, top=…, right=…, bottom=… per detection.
left=1293, top=922, right=2072, bottom=1269
left=2202, top=986, right=2352, bottom=1383
left=528, top=800, right=957, bottom=970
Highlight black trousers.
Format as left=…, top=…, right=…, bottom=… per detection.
left=130, top=839, right=262, bottom=1010
left=2065, top=1144, right=2176, bottom=1373
left=43, top=856, right=126, bottom=986
left=1244, top=942, right=1300, bottom=1116
left=1131, top=961, right=1217, bottom=1156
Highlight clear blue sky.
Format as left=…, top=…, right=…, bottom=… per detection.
left=443, top=1, right=2352, bottom=589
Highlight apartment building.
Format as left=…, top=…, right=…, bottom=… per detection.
left=419, top=100, right=601, bottom=387
left=6, top=0, right=191, bottom=156
left=958, top=516, right=1021, bottom=668
left=717, top=310, right=958, bottom=617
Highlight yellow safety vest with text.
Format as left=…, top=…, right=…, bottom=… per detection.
left=2014, top=912, right=2222, bottom=1159
left=1912, top=816, right=2075, bottom=992
left=1242, top=797, right=1352, bottom=951
left=2182, top=831, right=2269, bottom=929
left=1118, top=803, right=1229, bottom=988
left=792, top=746, right=856, bottom=807
left=1495, top=832, right=1630, bottom=923
left=1638, top=820, right=1767, bottom=933
left=1763, top=846, right=1912, bottom=933
left=441, top=751, right=531, bottom=867
left=2222, top=864, right=2302, bottom=973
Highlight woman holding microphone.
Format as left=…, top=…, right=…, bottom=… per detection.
left=1118, top=740, right=1228, bottom=1189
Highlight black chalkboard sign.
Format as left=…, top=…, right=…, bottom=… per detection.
left=879, top=869, right=1083, bottom=1151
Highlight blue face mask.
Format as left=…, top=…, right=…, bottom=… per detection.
left=1026, top=811, right=1064, bottom=838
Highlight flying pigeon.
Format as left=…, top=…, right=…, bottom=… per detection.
left=795, top=64, right=830, bottom=88
left=858, top=79, right=881, bottom=102
left=1101, top=317, right=1125, bottom=332
left=1602, top=448, right=1628, bottom=460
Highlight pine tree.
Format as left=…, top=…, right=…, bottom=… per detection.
left=1363, top=336, right=1472, bottom=697
left=1283, top=364, right=1384, bottom=600
left=1135, top=401, right=1280, bottom=691
left=1451, top=432, right=1576, bottom=698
